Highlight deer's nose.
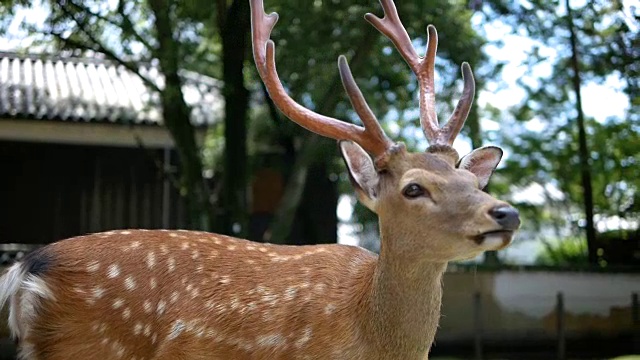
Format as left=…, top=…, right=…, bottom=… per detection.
left=489, top=206, right=521, bottom=230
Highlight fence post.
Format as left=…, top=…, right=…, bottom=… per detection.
left=633, top=293, right=639, bottom=353
left=556, top=292, right=565, bottom=360
left=474, top=291, right=483, bottom=360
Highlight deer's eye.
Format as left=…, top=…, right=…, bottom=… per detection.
left=403, top=183, right=425, bottom=199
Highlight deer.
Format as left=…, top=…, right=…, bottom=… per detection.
left=0, top=0, right=520, bottom=359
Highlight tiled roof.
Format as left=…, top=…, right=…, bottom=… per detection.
left=0, top=52, right=223, bottom=126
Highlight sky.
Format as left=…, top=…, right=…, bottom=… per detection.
left=1, top=2, right=634, bottom=264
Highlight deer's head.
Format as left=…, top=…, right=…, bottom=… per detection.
left=251, top=0, right=520, bottom=262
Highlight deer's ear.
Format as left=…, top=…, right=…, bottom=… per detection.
left=458, top=146, right=503, bottom=190
left=339, top=141, right=379, bottom=212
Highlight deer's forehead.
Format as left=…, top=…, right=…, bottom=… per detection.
left=387, top=152, right=455, bottom=175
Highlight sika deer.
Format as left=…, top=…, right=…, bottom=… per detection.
left=0, top=0, right=520, bottom=359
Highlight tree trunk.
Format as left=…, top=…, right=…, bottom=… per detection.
left=566, top=0, right=597, bottom=264
left=148, top=0, right=212, bottom=230
left=219, top=0, right=251, bottom=237
left=290, top=158, right=338, bottom=245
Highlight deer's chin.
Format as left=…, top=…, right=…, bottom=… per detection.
left=472, top=230, right=514, bottom=251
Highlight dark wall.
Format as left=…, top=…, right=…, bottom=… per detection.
left=0, top=141, right=186, bottom=245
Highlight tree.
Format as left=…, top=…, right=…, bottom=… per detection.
left=479, top=0, right=639, bottom=264
left=217, top=0, right=251, bottom=237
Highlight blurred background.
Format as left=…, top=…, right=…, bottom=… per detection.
left=0, top=0, right=637, bottom=359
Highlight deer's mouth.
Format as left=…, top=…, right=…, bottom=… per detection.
left=473, top=230, right=514, bottom=250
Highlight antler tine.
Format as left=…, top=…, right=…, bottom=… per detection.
left=365, top=0, right=476, bottom=147
left=250, top=0, right=393, bottom=159
left=439, top=63, right=475, bottom=145
left=420, top=25, right=439, bottom=144
left=337, top=56, right=393, bottom=156
left=364, top=1, right=420, bottom=71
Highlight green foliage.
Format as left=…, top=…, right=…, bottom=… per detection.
left=481, top=0, right=639, bottom=254
left=535, top=236, right=589, bottom=266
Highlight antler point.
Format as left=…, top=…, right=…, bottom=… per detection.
left=461, top=62, right=474, bottom=79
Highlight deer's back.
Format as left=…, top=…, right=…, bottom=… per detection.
left=15, top=229, right=379, bottom=359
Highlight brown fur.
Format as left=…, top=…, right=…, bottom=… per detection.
left=17, top=231, right=379, bottom=359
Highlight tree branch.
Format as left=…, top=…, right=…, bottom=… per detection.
left=215, top=0, right=228, bottom=33
left=54, top=1, right=161, bottom=93
left=66, top=0, right=154, bottom=52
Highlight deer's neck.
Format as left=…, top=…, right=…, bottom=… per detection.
left=364, top=232, right=447, bottom=358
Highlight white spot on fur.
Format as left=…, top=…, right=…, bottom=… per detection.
left=123, top=307, right=131, bottom=320
left=121, top=231, right=131, bottom=235
left=256, top=334, right=286, bottom=347
left=230, top=297, right=240, bottom=310
left=150, top=277, right=157, bottom=289
left=170, top=291, right=179, bottom=303
left=107, top=264, right=120, bottom=278
left=152, top=332, right=158, bottom=344
left=258, top=247, right=267, bottom=252
left=168, top=320, right=185, bottom=340
left=115, top=343, right=125, bottom=358
left=262, top=294, right=278, bottom=306
left=190, top=287, right=200, bottom=299
left=97, top=323, right=107, bottom=333
left=169, top=233, right=179, bottom=237
left=144, top=324, right=152, bottom=337
left=191, top=250, right=199, bottom=259
left=146, top=252, right=156, bottom=269
left=181, top=242, right=189, bottom=250
left=87, top=261, right=100, bottom=272
left=134, top=323, right=143, bottom=335
left=314, top=284, right=326, bottom=294
left=92, top=287, right=105, bottom=300
left=160, top=244, right=169, bottom=255
left=113, top=299, right=124, bottom=309
left=219, top=276, right=231, bottom=285
left=168, top=258, right=176, bottom=272
left=130, top=241, right=140, bottom=249
left=246, top=245, right=256, bottom=251
left=124, top=276, right=136, bottom=291
left=295, top=327, right=313, bottom=348
left=143, top=300, right=152, bottom=313
left=157, top=300, right=167, bottom=316
left=284, top=287, right=297, bottom=301
left=227, top=245, right=236, bottom=251
left=325, top=304, right=336, bottom=315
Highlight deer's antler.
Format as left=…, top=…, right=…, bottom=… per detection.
left=250, top=0, right=394, bottom=160
left=365, top=0, right=475, bottom=146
